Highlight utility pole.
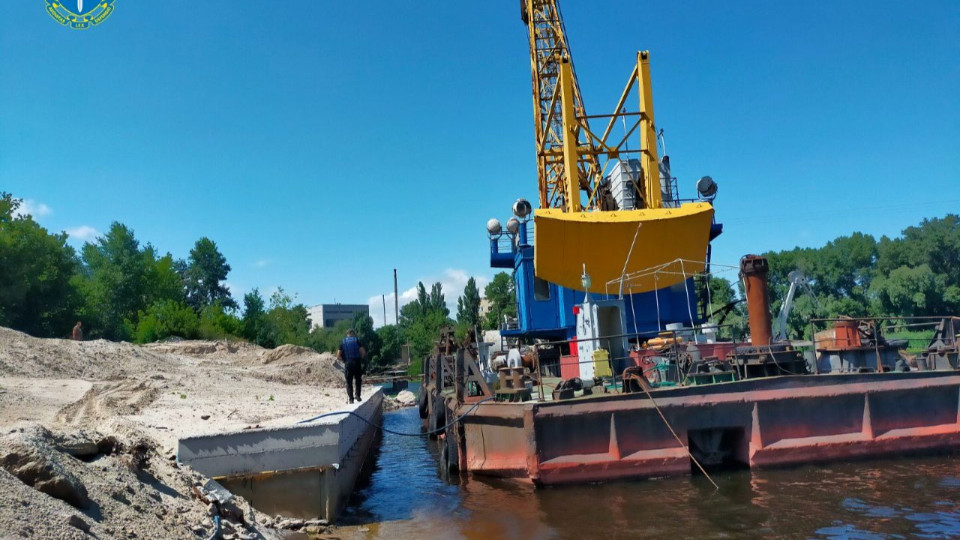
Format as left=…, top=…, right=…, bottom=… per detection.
left=393, top=269, right=399, bottom=325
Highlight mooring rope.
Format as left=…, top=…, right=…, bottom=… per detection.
left=636, top=383, right=720, bottom=491
left=296, top=397, right=495, bottom=437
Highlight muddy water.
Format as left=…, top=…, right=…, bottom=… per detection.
left=332, top=408, right=960, bottom=539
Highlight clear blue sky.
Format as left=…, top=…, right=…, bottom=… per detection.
left=2, top=1, right=958, bottom=326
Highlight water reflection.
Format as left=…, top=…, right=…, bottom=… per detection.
left=337, top=408, right=959, bottom=539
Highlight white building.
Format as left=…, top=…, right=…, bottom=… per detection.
left=307, top=304, right=369, bottom=330
left=479, top=297, right=493, bottom=318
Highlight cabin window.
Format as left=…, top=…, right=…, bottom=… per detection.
left=534, top=276, right=551, bottom=301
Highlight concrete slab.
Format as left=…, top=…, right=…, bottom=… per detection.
left=177, top=388, right=383, bottom=521
left=178, top=388, right=382, bottom=477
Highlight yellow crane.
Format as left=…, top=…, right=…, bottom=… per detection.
left=523, top=0, right=716, bottom=292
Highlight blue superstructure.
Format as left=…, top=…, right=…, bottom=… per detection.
left=489, top=217, right=723, bottom=343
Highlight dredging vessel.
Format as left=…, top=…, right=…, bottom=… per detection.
left=417, top=0, right=960, bottom=486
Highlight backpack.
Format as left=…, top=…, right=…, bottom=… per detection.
left=341, top=336, right=362, bottom=361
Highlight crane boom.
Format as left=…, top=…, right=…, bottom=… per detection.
left=524, top=0, right=599, bottom=212
left=521, top=0, right=716, bottom=292
left=523, top=0, right=668, bottom=212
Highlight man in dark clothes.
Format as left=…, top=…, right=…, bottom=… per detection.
left=337, top=329, right=366, bottom=404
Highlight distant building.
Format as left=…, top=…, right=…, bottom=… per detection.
left=479, top=298, right=493, bottom=318
left=307, top=304, right=369, bottom=330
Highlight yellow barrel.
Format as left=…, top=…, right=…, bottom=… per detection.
left=593, top=349, right=613, bottom=378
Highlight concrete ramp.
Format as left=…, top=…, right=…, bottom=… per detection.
left=178, top=389, right=383, bottom=520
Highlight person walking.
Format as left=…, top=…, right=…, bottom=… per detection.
left=71, top=321, right=83, bottom=341
left=337, top=329, right=366, bottom=404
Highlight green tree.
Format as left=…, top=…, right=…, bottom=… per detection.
left=816, top=233, right=877, bottom=301
left=877, top=215, right=960, bottom=283
left=263, top=288, right=310, bottom=346
left=761, top=215, right=960, bottom=334
left=871, top=264, right=960, bottom=317
left=764, top=232, right=876, bottom=308
left=429, top=282, right=449, bottom=317
left=198, top=302, right=243, bottom=340
left=403, top=307, right=453, bottom=361
left=0, top=193, right=80, bottom=337
left=402, top=281, right=452, bottom=322
left=75, top=222, right=179, bottom=340
left=242, top=288, right=271, bottom=346
left=874, top=215, right=960, bottom=316
left=307, top=319, right=352, bottom=354
left=149, top=254, right=186, bottom=304
left=184, top=237, right=236, bottom=311
left=399, top=281, right=454, bottom=361
left=456, top=277, right=482, bottom=330
left=375, top=324, right=403, bottom=368
left=483, top=272, right=516, bottom=330
left=402, top=283, right=429, bottom=321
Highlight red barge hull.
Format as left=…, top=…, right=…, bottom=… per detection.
left=454, top=372, right=960, bottom=485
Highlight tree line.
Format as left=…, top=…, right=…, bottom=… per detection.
left=706, top=214, right=960, bottom=339
left=1, top=193, right=393, bottom=362
left=382, top=273, right=516, bottom=374
left=10, top=190, right=949, bottom=367
left=0, top=192, right=516, bottom=373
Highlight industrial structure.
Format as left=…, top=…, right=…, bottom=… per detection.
left=415, top=0, right=960, bottom=486
left=488, top=0, right=722, bottom=344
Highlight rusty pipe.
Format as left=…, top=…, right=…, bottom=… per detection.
left=740, top=255, right=772, bottom=347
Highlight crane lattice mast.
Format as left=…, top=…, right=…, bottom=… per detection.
left=524, top=0, right=600, bottom=212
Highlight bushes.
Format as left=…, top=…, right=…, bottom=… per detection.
left=198, top=303, right=242, bottom=340
left=132, top=300, right=199, bottom=343
left=132, top=301, right=242, bottom=343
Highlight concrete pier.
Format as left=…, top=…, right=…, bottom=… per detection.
left=178, top=388, right=383, bottom=520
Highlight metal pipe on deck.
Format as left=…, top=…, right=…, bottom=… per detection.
left=740, top=255, right=772, bottom=346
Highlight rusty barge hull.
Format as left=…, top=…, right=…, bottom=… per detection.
left=456, top=372, right=960, bottom=485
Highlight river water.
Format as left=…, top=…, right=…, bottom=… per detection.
left=333, top=407, right=959, bottom=539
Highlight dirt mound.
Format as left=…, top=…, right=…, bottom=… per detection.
left=0, top=423, right=278, bottom=539
left=0, top=326, right=363, bottom=538
left=0, top=426, right=90, bottom=509
left=56, top=380, right=161, bottom=426
left=262, top=344, right=318, bottom=364
left=145, top=339, right=264, bottom=361
left=253, top=351, right=344, bottom=388
left=0, top=327, right=171, bottom=380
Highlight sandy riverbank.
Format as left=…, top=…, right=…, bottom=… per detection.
left=0, top=326, right=369, bottom=539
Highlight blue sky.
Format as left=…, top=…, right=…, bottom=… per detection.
left=2, top=1, right=958, bottom=326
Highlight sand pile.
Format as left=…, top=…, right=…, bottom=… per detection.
left=143, top=338, right=346, bottom=387
left=0, top=326, right=367, bottom=538
left=0, top=327, right=171, bottom=381
left=261, top=344, right=316, bottom=364
left=0, top=423, right=268, bottom=539
left=146, top=339, right=261, bottom=360
left=255, top=350, right=344, bottom=388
